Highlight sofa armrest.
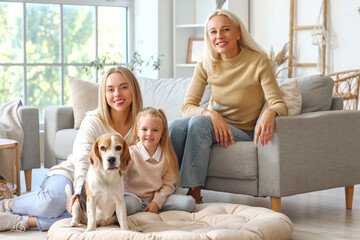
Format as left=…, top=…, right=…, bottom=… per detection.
left=17, top=106, right=40, bottom=170
left=44, top=106, right=74, bottom=168
left=258, top=110, right=360, bottom=197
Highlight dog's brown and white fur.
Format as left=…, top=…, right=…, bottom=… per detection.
left=65, top=134, right=131, bottom=232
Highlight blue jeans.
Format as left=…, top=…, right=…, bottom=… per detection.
left=169, top=115, right=254, bottom=188
left=12, top=174, right=73, bottom=231
left=124, top=193, right=196, bottom=215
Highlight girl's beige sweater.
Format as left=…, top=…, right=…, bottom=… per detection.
left=124, top=142, right=175, bottom=208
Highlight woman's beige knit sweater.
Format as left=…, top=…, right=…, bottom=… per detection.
left=182, top=47, right=288, bottom=131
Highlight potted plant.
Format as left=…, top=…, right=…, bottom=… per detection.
left=84, top=52, right=162, bottom=76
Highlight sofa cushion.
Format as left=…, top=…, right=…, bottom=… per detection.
left=55, top=129, right=79, bottom=160
left=260, top=78, right=302, bottom=117
left=68, top=76, right=98, bottom=129
left=138, top=77, right=211, bottom=122
left=297, top=74, right=334, bottom=113
left=208, top=142, right=257, bottom=180
left=47, top=203, right=293, bottom=240
left=330, top=96, right=344, bottom=110
left=277, top=78, right=302, bottom=115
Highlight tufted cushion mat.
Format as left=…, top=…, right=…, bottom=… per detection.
left=47, top=203, right=293, bottom=240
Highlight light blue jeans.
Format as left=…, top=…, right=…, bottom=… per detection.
left=12, top=174, right=73, bottom=231
left=124, top=193, right=196, bottom=215
left=169, top=115, right=254, bottom=188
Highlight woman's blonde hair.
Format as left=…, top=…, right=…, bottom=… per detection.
left=203, top=9, right=267, bottom=75
left=97, top=66, right=143, bottom=143
left=133, top=107, right=180, bottom=185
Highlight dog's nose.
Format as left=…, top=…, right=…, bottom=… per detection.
left=108, top=157, right=116, bottom=164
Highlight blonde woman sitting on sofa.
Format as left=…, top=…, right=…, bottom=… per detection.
left=169, top=9, right=288, bottom=204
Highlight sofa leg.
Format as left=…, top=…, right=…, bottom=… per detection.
left=270, top=197, right=281, bottom=212
left=345, top=185, right=354, bottom=209
left=24, top=169, right=32, bottom=192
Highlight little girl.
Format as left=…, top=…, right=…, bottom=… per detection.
left=124, top=107, right=196, bottom=215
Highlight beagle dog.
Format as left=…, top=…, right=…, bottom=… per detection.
left=65, top=133, right=131, bottom=232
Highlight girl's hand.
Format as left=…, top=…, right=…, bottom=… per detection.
left=254, top=109, right=277, bottom=146
left=202, top=109, right=234, bottom=147
left=142, top=201, right=159, bottom=214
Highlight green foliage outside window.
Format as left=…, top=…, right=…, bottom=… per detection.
left=0, top=3, right=23, bottom=102
left=0, top=2, right=128, bottom=123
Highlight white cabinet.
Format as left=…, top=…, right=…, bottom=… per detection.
left=173, top=0, right=249, bottom=78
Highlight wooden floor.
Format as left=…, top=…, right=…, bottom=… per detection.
left=1, top=168, right=359, bottom=239
left=203, top=186, right=360, bottom=240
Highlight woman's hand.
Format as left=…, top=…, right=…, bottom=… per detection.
left=142, top=201, right=159, bottom=214
left=202, top=109, right=234, bottom=147
left=254, top=109, right=277, bottom=146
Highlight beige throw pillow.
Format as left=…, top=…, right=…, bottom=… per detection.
left=68, top=75, right=99, bottom=129
left=278, top=78, right=302, bottom=116
left=259, top=78, right=302, bottom=118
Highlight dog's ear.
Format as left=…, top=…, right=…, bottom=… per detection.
left=120, top=141, right=131, bottom=173
left=89, top=139, right=101, bottom=173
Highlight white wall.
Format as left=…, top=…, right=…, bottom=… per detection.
left=133, top=0, right=158, bottom=78
left=225, top=0, right=249, bottom=30
left=133, top=0, right=172, bottom=78
left=327, top=0, right=360, bottom=73
left=157, top=0, right=173, bottom=78
left=250, top=0, right=360, bottom=77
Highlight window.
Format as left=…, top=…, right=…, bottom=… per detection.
left=0, top=0, right=132, bottom=123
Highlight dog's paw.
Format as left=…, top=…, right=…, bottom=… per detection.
left=69, top=220, right=79, bottom=227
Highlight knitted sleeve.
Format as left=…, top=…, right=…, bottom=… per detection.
left=181, top=62, right=209, bottom=118
left=257, top=57, right=288, bottom=116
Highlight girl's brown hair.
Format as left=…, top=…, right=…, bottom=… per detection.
left=133, top=107, right=180, bottom=185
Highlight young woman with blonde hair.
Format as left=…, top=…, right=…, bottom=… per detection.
left=0, top=66, right=143, bottom=231
left=169, top=9, right=288, bottom=203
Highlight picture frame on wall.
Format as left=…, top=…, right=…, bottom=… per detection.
left=187, top=38, right=204, bottom=64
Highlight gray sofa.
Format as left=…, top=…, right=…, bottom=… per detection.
left=44, top=74, right=360, bottom=212
left=0, top=104, right=40, bottom=192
